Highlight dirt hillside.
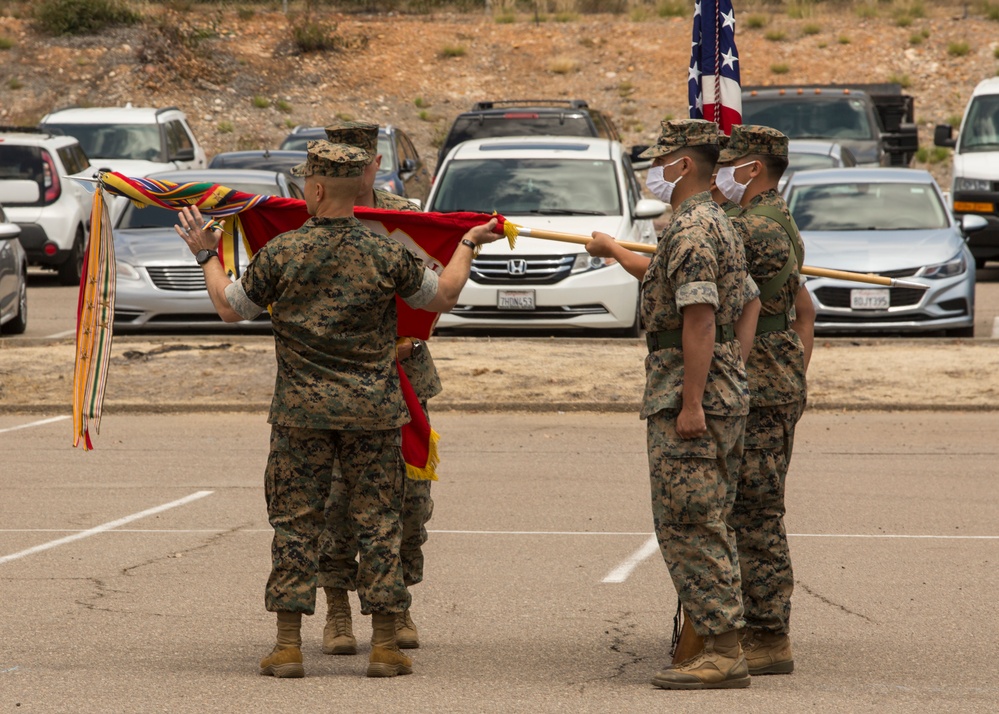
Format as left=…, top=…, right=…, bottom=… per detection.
left=2, top=4, right=998, bottom=189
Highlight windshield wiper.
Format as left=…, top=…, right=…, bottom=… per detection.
left=526, top=208, right=608, bottom=215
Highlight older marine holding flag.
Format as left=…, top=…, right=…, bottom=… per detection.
left=175, top=139, right=501, bottom=679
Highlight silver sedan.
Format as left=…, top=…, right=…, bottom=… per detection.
left=783, top=168, right=984, bottom=337
left=112, top=169, right=303, bottom=330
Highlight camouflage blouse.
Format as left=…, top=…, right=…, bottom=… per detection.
left=730, top=188, right=807, bottom=407
left=640, top=191, right=752, bottom=419
left=240, top=216, right=426, bottom=430
left=373, top=188, right=442, bottom=402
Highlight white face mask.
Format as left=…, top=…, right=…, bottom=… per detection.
left=716, top=162, right=756, bottom=204
left=645, top=158, right=684, bottom=203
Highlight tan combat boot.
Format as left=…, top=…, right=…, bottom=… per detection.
left=652, top=629, right=750, bottom=690
left=259, top=611, right=305, bottom=678
left=366, top=612, right=413, bottom=678
left=395, top=608, right=419, bottom=649
left=322, top=587, right=357, bottom=655
left=742, top=629, right=794, bottom=675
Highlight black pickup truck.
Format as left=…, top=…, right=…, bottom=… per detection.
left=740, top=84, right=919, bottom=167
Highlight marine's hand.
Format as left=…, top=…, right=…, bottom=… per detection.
left=587, top=232, right=618, bottom=258
left=676, top=403, right=707, bottom=440
left=175, top=206, right=222, bottom=254
left=464, top=218, right=501, bottom=246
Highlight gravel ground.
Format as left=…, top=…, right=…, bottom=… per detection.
left=1, top=335, right=996, bottom=413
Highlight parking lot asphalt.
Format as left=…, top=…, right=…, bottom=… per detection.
left=2, top=410, right=997, bottom=713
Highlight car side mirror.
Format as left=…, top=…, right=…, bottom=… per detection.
left=0, top=179, right=41, bottom=204
left=173, top=147, right=195, bottom=161
left=0, top=222, right=22, bottom=240
left=961, top=214, right=988, bottom=233
left=634, top=198, right=667, bottom=219
left=934, top=124, right=956, bottom=148
left=630, top=145, right=650, bottom=162
left=401, top=158, right=417, bottom=173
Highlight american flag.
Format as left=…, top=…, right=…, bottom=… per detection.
left=688, top=0, right=742, bottom=135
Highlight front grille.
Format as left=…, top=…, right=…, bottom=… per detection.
left=147, top=266, right=206, bottom=291
left=450, top=304, right=607, bottom=320
left=878, top=267, right=920, bottom=278
left=470, top=254, right=574, bottom=285
left=820, top=313, right=936, bottom=324
left=813, top=286, right=924, bottom=308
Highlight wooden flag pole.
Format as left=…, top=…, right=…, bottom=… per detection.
left=503, top=223, right=928, bottom=290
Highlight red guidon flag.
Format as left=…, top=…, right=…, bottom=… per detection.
left=82, top=172, right=509, bottom=481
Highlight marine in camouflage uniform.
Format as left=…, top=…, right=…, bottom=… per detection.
left=175, top=139, right=501, bottom=678
left=594, top=119, right=758, bottom=690
left=315, top=122, right=441, bottom=653
left=718, top=125, right=812, bottom=675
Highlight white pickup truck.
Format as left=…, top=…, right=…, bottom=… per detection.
left=935, top=77, right=999, bottom=269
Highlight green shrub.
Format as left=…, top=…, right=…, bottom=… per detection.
left=237, top=7, right=255, bottom=21
left=855, top=3, right=877, bottom=19
left=0, top=36, right=14, bottom=50
left=217, top=121, right=234, bottom=133
left=764, top=29, right=787, bottom=42
left=34, top=0, right=140, bottom=36
left=276, top=99, right=292, bottom=114
left=293, top=20, right=363, bottom=53
left=746, top=14, right=767, bottom=29
left=838, top=35, right=851, bottom=44
left=495, top=13, right=516, bottom=23
left=802, top=23, right=821, bottom=36
left=657, top=0, right=687, bottom=18
left=995, top=46, right=999, bottom=59
left=252, top=95, right=270, bottom=109
left=894, top=14, right=912, bottom=27
left=909, top=33, right=923, bottom=45
left=440, top=45, right=466, bottom=58
left=8, top=78, right=23, bottom=90
left=986, top=3, right=999, bottom=21
left=554, top=12, right=578, bottom=22
left=771, top=63, right=790, bottom=74
left=888, top=73, right=911, bottom=88
left=948, top=41, right=971, bottom=57
left=414, top=97, right=427, bottom=108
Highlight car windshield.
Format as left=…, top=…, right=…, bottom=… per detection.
left=787, top=153, right=838, bottom=173
left=117, top=182, right=279, bottom=229
left=445, top=115, right=593, bottom=150
left=958, top=95, right=999, bottom=153
left=44, top=123, right=162, bottom=161
left=742, top=97, right=875, bottom=141
left=787, top=182, right=948, bottom=231
left=281, top=134, right=391, bottom=173
left=429, top=158, right=621, bottom=215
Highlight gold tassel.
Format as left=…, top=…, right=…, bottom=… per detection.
left=502, top=218, right=520, bottom=248
left=405, top=428, right=440, bottom=481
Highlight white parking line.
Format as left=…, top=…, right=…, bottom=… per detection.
left=0, top=415, right=70, bottom=435
left=45, top=329, right=77, bottom=339
left=602, top=535, right=659, bottom=583
left=0, top=491, right=214, bottom=565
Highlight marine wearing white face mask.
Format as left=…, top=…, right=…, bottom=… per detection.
left=645, top=158, right=686, bottom=203
left=715, top=161, right=757, bottom=204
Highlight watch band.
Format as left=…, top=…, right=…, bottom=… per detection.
left=460, top=238, right=477, bottom=251
left=196, top=249, right=219, bottom=266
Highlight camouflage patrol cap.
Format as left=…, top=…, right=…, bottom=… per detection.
left=638, top=119, right=719, bottom=159
left=324, top=120, right=379, bottom=157
left=290, top=140, right=372, bottom=178
left=718, top=124, right=789, bottom=162
left=717, top=133, right=730, bottom=151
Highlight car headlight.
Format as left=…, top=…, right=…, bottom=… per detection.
left=116, top=261, right=141, bottom=280
left=918, top=254, right=967, bottom=279
left=955, top=177, right=992, bottom=192
left=571, top=253, right=616, bottom=274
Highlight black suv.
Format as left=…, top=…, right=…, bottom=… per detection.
left=437, top=99, right=644, bottom=170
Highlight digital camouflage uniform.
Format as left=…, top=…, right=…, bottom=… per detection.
left=318, top=182, right=442, bottom=593
left=226, top=141, right=437, bottom=617
left=722, top=126, right=807, bottom=635
left=638, top=120, right=755, bottom=637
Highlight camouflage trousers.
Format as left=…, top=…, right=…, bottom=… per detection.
left=318, top=401, right=434, bottom=591
left=648, top=409, right=747, bottom=636
left=730, top=400, right=805, bottom=634
left=264, top=424, right=410, bottom=616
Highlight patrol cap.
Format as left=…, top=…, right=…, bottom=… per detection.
left=324, top=120, right=379, bottom=156
left=290, top=140, right=372, bottom=178
left=718, top=124, right=789, bottom=162
left=639, top=118, right=719, bottom=159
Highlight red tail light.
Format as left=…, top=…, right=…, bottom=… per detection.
left=41, top=149, right=61, bottom=204
left=503, top=113, right=539, bottom=119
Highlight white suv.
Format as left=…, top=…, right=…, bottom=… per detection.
left=0, top=128, right=95, bottom=284
left=426, top=137, right=666, bottom=336
left=39, top=105, right=206, bottom=177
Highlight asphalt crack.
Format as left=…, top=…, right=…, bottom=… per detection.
left=796, top=579, right=875, bottom=622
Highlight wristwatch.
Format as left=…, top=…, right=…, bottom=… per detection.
left=410, top=339, right=424, bottom=357
left=195, top=249, right=219, bottom=266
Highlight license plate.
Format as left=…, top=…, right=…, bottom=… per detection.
left=497, top=290, right=535, bottom=310
left=850, top=288, right=890, bottom=310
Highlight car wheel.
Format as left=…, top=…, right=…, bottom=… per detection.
left=7, top=271, right=28, bottom=334
left=946, top=325, right=975, bottom=338
left=974, top=256, right=988, bottom=270
left=58, top=227, right=86, bottom=286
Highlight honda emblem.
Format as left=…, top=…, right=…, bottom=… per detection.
left=507, top=259, right=528, bottom=276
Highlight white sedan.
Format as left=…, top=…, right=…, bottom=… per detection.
left=427, top=137, right=666, bottom=336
